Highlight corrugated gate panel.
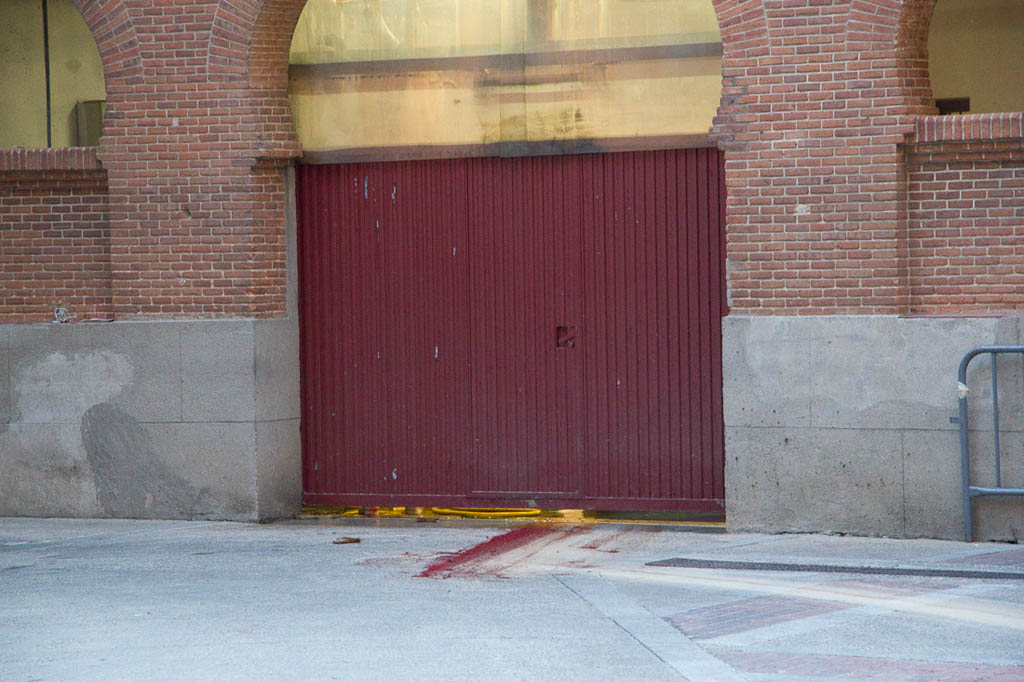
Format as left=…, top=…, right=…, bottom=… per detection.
left=467, top=155, right=584, bottom=498
left=297, top=149, right=726, bottom=511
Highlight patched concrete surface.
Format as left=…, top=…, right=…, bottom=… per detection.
left=70, top=322, right=181, bottom=423
left=145, top=421, right=258, bottom=519
left=82, top=403, right=190, bottom=517
left=0, top=423, right=99, bottom=517
left=807, top=316, right=1018, bottom=431
left=10, top=329, right=129, bottom=424
left=724, top=315, right=1024, bottom=541
left=1, top=519, right=1021, bottom=682
left=0, top=321, right=300, bottom=522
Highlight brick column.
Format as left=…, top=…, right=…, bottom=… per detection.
left=73, top=0, right=302, bottom=319
left=711, top=0, right=937, bottom=315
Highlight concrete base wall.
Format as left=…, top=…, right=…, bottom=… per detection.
left=724, top=315, right=1024, bottom=541
left=0, top=318, right=301, bottom=521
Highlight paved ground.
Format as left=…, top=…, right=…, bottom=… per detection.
left=2, top=517, right=1022, bottom=682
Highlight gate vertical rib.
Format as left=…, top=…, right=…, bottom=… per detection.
left=698, top=148, right=713, bottom=500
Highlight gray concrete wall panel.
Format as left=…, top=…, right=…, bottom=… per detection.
left=254, top=318, right=300, bottom=422
left=9, top=325, right=72, bottom=423
left=723, top=316, right=814, bottom=428
left=70, top=322, right=182, bottom=423
left=0, top=326, right=10, bottom=428
left=144, top=422, right=258, bottom=519
left=809, top=316, right=1018, bottom=431
left=256, top=418, right=302, bottom=520
left=724, top=315, right=1024, bottom=541
left=726, top=426, right=904, bottom=537
left=181, top=321, right=256, bottom=423
left=1, top=320, right=300, bottom=522
left=902, top=430, right=963, bottom=540
left=0, top=423, right=99, bottom=517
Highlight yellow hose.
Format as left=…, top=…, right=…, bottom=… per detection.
left=430, top=507, right=543, bottom=519
left=367, top=506, right=408, bottom=517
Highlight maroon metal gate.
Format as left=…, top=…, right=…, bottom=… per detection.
left=297, top=148, right=726, bottom=511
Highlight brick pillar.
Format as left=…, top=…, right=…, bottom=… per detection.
left=73, top=0, right=302, bottom=319
left=711, top=0, right=937, bottom=315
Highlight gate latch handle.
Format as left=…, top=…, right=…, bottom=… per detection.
left=556, top=326, right=576, bottom=349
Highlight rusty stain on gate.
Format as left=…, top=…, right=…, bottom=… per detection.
left=296, top=148, right=726, bottom=512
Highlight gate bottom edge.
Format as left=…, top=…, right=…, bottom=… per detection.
left=302, top=492, right=724, bottom=515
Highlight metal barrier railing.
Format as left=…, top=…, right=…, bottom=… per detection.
left=955, top=346, right=1024, bottom=541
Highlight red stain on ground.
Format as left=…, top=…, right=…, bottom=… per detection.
left=581, top=539, right=620, bottom=554
left=418, top=525, right=564, bottom=578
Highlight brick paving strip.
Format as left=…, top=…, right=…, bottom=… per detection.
left=648, top=557, right=1024, bottom=580
left=709, top=650, right=1024, bottom=681
left=666, top=578, right=981, bottom=646
left=667, top=595, right=851, bottom=640
left=947, top=548, right=1024, bottom=567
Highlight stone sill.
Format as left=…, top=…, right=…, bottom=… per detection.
left=0, top=147, right=102, bottom=172
left=914, top=112, right=1024, bottom=144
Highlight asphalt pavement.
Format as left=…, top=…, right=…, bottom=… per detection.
left=2, top=517, right=1022, bottom=681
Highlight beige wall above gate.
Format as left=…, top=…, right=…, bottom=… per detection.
left=288, top=0, right=722, bottom=160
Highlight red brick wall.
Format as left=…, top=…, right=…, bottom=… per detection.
left=1, top=149, right=111, bottom=323
left=906, top=114, right=1024, bottom=312
left=2, top=0, right=1021, bottom=323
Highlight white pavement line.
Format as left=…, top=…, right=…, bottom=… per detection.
left=704, top=582, right=1004, bottom=648
left=592, top=566, right=1024, bottom=632
left=555, top=573, right=750, bottom=682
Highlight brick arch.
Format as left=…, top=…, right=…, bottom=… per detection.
left=842, top=0, right=937, bottom=115
left=207, top=0, right=262, bottom=81
left=247, top=0, right=307, bottom=90
left=196, top=0, right=305, bottom=157
left=68, top=0, right=143, bottom=160
left=205, top=0, right=307, bottom=87
left=245, top=0, right=307, bottom=158
left=708, top=0, right=769, bottom=151
left=845, top=0, right=902, bottom=44
left=895, top=0, right=938, bottom=115
left=68, top=0, right=142, bottom=84
left=896, top=0, right=937, bottom=52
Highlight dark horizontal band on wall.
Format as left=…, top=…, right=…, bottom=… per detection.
left=289, top=41, right=723, bottom=82
left=304, top=492, right=725, bottom=513
left=292, top=55, right=720, bottom=94
left=300, top=134, right=713, bottom=164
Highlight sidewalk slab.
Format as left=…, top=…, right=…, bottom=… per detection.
left=2, top=518, right=1022, bottom=682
